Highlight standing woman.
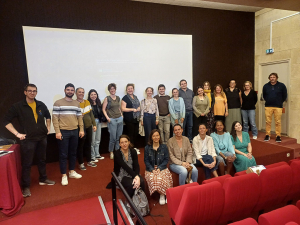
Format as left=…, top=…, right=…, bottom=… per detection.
left=88, top=89, right=105, bottom=161
left=192, top=86, right=210, bottom=138
left=121, top=83, right=140, bottom=148
left=140, top=87, right=159, bottom=145
left=214, top=84, right=228, bottom=122
left=225, top=80, right=242, bottom=131
left=203, top=81, right=215, bottom=135
left=168, top=88, right=185, bottom=127
left=102, top=83, right=123, bottom=160
left=144, top=129, right=173, bottom=205
left=230, top=121, right=257, bottom=172
left=241, top=81, right=258, bottom=139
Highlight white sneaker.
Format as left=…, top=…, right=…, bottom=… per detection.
left=134, top=148, right=140, bottom=153
left=159, top=194, right=166, bottom=205
left=110, top=152, right=114, bottom=160
left=96, top=156, right=105, bottom=160
left=61, top=176, right=68, bottom=186
left=69, top=171, right=82, bottom=179
left=91, top=159, right=99, bottom=163
left=253, top=136, right=257, bottom=139
left=165, top=196, right=167, bottom=204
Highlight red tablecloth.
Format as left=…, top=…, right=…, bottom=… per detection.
left=0, top=144, right=24, bottom=216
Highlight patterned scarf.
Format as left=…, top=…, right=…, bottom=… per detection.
left=127, top=94, right=140, bottom=120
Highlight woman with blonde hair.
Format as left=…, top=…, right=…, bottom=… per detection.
left=241, top=81, right=258, bottom=139
left=213, top=84, right=228, bottom=123
left=203, top=81, right=215, bottom=134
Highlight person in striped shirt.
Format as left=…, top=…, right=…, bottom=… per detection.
left=52, top=83, right=84, bottom=186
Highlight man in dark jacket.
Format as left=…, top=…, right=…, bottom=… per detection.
left=4, top=84, right=55, bottom=197
left=262, top=73, right=287, bottom=143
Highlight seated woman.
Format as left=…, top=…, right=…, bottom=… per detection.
left=144, top=129, right=173, bottom=205
left=193, top=123, right=218, bottom=179
left=114, top=135, right=145, bottom=197
left=210, top=120, right=236, bottom=176
left=167, top=124, right=198, bottom=186
left=230, top=121, right=257, bottom=172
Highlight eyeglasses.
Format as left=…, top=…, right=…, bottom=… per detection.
left=26, top=90, right=37, bottom=93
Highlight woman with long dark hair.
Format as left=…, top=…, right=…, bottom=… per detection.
left=230, top=121, right=256, bottom=172
left=88, top=89, right=104, bottom=161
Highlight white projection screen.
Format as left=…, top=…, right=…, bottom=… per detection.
left=22, top=26, right=193, bottom=132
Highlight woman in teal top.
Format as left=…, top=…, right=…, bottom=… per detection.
left=168, top=88, right=185, bottom=127
left=230, top=121, right=256, bottom=172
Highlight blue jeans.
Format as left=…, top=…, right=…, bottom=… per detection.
left=183, top=111, right=193, bottom=142
left=169, top=163, right=198, bottom=186
left=91, top=119, right=102, bottom=159
left=107, top=116, right=123, bottom=152
left=143, top=113, right=156, bottom=145
left=241, top=109, right=258, bottom=136
left=57, top=129, right=78, bottom=174
left=194, top=155, right=219, bottom=179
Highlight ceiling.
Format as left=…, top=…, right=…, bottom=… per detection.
left=132, top=0, right=300, bottom=12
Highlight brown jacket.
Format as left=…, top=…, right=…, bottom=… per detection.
left=167, top=136, right=193, bottom=165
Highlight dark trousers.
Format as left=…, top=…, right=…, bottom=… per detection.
left=121, top=176, right=145, bottom=198
left=20, top=138, right=47, bottom=188
left=125, top=120, right=139, bottom=147
left=214, top=115, right=225, bottom=123
left=183, top=111, right=193, bottom=142
left=194, top=155, right=217, bottom=179
left=77, top=126, right=92, bottom=164
left=143, top=113, right=156, bottom=145
left=192, top=114, right=208, bottom=138
left=57, top=129, right=78, bottom=174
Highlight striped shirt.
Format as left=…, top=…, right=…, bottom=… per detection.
left=79, top=100, right=96, bottom=128
left=52, top=98, right=84, bottom=133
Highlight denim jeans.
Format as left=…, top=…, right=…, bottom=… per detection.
left=143, top=113, right=156, bottom=145
left=158, top=115, right=171, bottom=144
left=241, top=109, right=258, bottom=136
left=91, top=118, right=102, bottom=159
left=20, top=138, right=47, bottom=188
left=194, top=155, right=219, bottom=179
left=57, top=129, right=78, bottom=174
left=169, top=163, right=198, bottom=186
left=107, top=116, right=123, bottom=152
left=183, top=111, right=193, bottom=142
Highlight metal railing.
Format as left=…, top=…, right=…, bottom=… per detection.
left=111, top=172, right=147, bottom=225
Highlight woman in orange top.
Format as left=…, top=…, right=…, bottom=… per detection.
left=213, top=84, right=228, bottom=123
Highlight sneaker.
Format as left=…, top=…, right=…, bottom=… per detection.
left=253, top=136, right=257, bottom=140
left=96, top=156, right=105, bottom=160
left=110, top=152, right=114, bottom=160
left=264, top=135, right=270, bottom=141
left=91, top=158, right=99, bottom=163
left=61, top=176, right=68, bottom=186
left=39, top=179, right=56, bottom=185
left=87, top=162, right=97, bottom=167
left=69, top=171, right=82, bottom=179
left=159, top=194, right=166, bottom=205
left=276, top=136, right=282, bottom=143
left=22, top=187, right=31, bottom=197
left=134, top=148, right=141, bottom=155
left=165, top=196, right=167, bottom=204
left=79, top=163, right=86, bottom=170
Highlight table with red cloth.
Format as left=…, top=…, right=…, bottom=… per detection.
left=0, top=144, right=24, bottom=216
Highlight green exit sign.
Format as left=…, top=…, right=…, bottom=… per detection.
left=266, top=48, right=274, bottom=54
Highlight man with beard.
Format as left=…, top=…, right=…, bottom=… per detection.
left=52, top=83, right=84, bottom=186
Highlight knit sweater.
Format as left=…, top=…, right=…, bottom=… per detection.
left=79, top=100, right=96, bottom=128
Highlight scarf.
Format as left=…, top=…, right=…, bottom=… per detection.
left=127, top=94, right=140, bottom=120
left=204, top=89, right=212, bottom=108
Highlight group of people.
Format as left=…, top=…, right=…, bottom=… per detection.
left=3, top=72, right=287, bottom=199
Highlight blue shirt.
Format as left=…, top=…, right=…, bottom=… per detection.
left=210, top=132, right=235, bottom=155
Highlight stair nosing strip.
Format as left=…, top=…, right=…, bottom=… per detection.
left=119, top=199, right=134, bottom=225
left=98, top=196, right=112, bottom=225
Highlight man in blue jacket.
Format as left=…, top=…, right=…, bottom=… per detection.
left=262, top=73, right=287, bottom=142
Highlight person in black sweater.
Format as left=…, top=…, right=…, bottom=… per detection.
left=114, top=135, right=145, bottom=197
left=241, top=81, right=258, bottom=139
left=262, top=73, right=287, bottom=143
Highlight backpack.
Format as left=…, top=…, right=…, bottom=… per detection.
left=126, top=187, right=150, bottom=217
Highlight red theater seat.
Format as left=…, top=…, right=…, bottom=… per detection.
left=166, top=182, right=198, bottom=220
left=285, top=222, right=299, bottom=225
left=202, top=174, right=231, bottom=185
left=285, top=160, right=300, bottom=202
left=173, top=181, right=224, bottom=225
left=258, top=205, right=300, bottom=225
left=217, top=173, right=261, bottom=225
left=297, top=200, right=300, bottom=210
left=254, top=165, right=293, bottom=212
left=229, top=218, right=258, bottom=225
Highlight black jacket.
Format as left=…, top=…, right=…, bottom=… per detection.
left=114, top=148, right=140, bottom=178
left=4, top=99, right=51, bottom=141
left=263, top=81, right=287, bottom=108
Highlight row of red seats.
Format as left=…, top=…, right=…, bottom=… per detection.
left=232, top=200, right=300, bottom=225
left=166, top=159, right=300, bottom=225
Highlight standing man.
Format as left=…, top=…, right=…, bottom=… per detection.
left=263, top=73, right=287, bottom=142
left=52, top=83, right=84, bottom=186
left=154, top=84, right=171, bottom=144
left=179, top=79, right=194, bottom=143
left=4, top=84, right=55, bottom=197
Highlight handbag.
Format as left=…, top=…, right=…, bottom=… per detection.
left=126, top=187, right=150, bottom=217
left=186, top=165, right=193, bottom=183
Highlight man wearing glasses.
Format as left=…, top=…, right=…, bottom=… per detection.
left=4, top=84, right=55, bottom=198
